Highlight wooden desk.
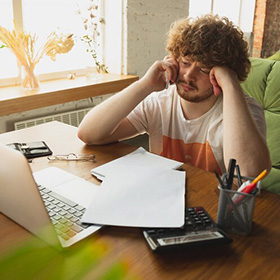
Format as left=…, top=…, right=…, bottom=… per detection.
left=0, top=122, right=279, bottom=279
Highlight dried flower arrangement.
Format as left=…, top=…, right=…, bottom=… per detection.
left=0, top=22, right=74, bottom=90
left=76, top=0, right=108, bottom=73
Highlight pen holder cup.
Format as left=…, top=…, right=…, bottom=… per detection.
left=217, top=174, right=261, bottom=236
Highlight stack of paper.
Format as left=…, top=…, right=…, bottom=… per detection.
left=91, top=147, right=183, bottom=181
left=82, top=147, right=185, bottom=228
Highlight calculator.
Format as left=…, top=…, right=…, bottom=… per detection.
left=143, top=207, right=232, bottom=252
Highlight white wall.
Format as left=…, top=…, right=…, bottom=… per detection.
left=125, top=0, right=189, bottom=77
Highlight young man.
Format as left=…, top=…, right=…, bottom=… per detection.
left=78, top=14, right=271, bottom=177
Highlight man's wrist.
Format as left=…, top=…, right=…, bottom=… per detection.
left=135, top=79, right=154, bottom=98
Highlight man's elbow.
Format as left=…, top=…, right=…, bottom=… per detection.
left=77, top=128, right=95, bottom=145
left=77, top=127, right=113, bottom=145
left=251, top=156, right=272, bottom=178
left=264, top=158, right=272, bottom=175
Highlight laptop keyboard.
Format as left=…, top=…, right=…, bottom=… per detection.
left=38, top=185, right=90, bottom=241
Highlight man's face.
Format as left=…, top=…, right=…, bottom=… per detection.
left=176, top=56, right=214, bottom=102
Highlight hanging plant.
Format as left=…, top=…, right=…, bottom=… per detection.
left=76, top=0, right=108, bottom=74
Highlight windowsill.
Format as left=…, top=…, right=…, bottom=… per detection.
left=0, top=73, right=139, bottom=117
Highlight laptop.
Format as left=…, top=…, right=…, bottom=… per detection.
left=0, top=144, right=102, bottom=250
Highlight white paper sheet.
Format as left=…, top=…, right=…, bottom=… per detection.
left=82, top=165, right=185, bottom=228
left=91, top=147, right=183, bottom=181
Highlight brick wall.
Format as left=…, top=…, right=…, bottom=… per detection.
left=253, top=0, right=280, bottom=58
left=261, top=0, right=280, bottom=57
left=252, top=0, right=267, bottom=57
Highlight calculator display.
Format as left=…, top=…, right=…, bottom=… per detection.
left=157, top=230, right=224, bottom=246
left=143, top=207, right=232, bottom=251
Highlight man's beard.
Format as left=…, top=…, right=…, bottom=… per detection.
left=176, top=80, right=214, bottom=103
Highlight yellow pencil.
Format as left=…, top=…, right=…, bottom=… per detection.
left=251, top=169, right=268, bottom=185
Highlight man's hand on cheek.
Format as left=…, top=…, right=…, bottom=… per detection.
left=209, top=67, right=223, bottom=96
left=163, top=56, right=179, bottom=85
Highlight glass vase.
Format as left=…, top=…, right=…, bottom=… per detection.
left=86, top=65, right=103, bottom=82
left=21, top=66, right=40, bottom=91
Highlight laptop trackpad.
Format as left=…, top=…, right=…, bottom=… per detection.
left=34, top=167, right=99, bottom=207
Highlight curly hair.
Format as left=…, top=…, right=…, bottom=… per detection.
left=166, top=14, right=251, bottom=81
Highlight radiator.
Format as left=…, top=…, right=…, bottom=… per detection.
left=14, top=108, right=91, bottom=130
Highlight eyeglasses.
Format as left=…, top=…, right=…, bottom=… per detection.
left=47, top=153, right=95, bottom=162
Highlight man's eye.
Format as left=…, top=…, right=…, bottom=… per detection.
left=200, top=68, right=210, bottom=74
left=182, top=61, right=190, bottom=66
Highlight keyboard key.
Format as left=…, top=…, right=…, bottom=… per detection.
left=61, top=234, right=70, bottom=241
left=66, top=230, right=77, bottom=238
left=55, top=223, right=69, bottom=233
left=69, top=209, right=76, bottom=214
left=44, top=201, right=52, bottom=207
left=49, top=191, right=78, bottom=207
left=70, top=224, right=84, bottom=233
left=48, top=204, right=56, bottom=210
left=41, top=188, right=52, bottom=194
left=59, top=217, right=68, bottom=224
left=70, top=216, right=79, bottom=223
left=58, top=210, right=68, bottom=216
left=73, top=211, right=83, bottom=218
left=53, top=214, right=62, bottom=220
left=52, top=199, right=60, bottom=205
left=64, top=213, right=73, bottom=220
left=63, top=205, right=71, bottom=211
left=48, top=211, right=57, bottom=217
left=65, top=221, right=74, bottom=227
left=38, top=185, right=45, bottom=191
left=75, top=205, right=85, bottom=212
left=57, top=202, right=65, bottom=208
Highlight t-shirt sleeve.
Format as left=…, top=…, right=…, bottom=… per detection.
left=127, top=101, right=148, bottom=134
left=127, top=92, right=161, bottom=134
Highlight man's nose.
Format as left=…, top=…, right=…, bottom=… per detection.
left=183, top=65, right=197, bottom=82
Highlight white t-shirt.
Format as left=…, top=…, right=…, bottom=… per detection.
left=127, top=85, right=266, bottom=174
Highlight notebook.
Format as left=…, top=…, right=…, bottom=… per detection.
left=0, top=144, right=101, bottom=250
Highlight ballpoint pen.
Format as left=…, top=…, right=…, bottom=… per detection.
left=226, top=159, right=236, bottom=189
left=235, top=165, right=242, bottom=187
left=215, top=171, right=226, bottom=189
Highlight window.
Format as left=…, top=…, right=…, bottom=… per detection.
left=0, top=0, right=17, bottom=82
left=189, top=0, right=256, bottom=32
left=0, top=0, right=105, bottom=87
